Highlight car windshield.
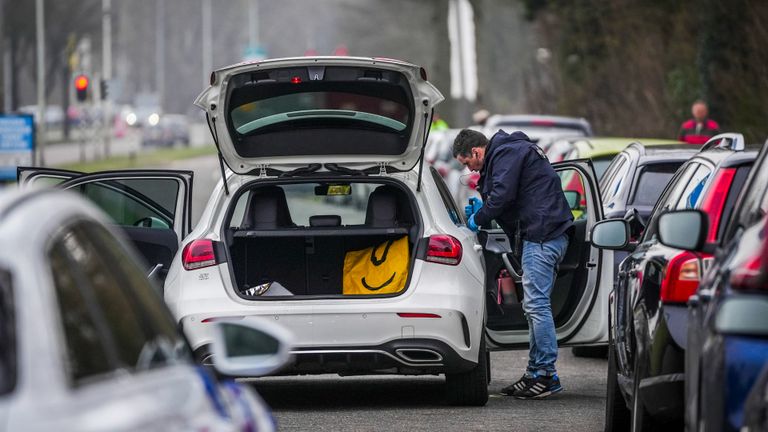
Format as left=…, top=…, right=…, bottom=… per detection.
left=630, top=163, right=682, bottom=206
left=0, top=269, right=15, bottom=396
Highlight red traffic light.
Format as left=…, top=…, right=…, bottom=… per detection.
left=74, top=75, right=89, bottom=91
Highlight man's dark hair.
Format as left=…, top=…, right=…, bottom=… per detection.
left=452, top=129, right=488, bottom=158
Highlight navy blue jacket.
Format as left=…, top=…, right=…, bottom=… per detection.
left=473, top=130, right=574, bottom=242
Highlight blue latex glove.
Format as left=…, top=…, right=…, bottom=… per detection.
left=467, top=214, right=479, bottom=232
left=464, top=197, right=483, bottom=219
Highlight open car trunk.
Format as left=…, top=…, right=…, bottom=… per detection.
left=223, top=179, right=421, bottom=299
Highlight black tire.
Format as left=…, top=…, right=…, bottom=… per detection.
left=605, top=343, right=631, bottom=432
left=445, top=338, right=489, bottom=406
left=573, top=345, right=609, bottom=358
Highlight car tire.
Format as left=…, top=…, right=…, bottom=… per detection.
left=445, top=338, right=489, bottom=406
left=572, top=346, right=609, bottom=358
left=604, top=343, right=630, bottom=432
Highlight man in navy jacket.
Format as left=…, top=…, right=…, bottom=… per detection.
left=454, top=129, right=573, bottom=399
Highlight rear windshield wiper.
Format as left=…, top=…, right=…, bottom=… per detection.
left=279, top=163, right=322, bottom=177
left=323, top=163, right=367, bottom=176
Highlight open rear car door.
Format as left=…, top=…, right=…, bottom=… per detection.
left=480, top=159, right=608, bottom=348
left=18, top=168, right=193, bottom=281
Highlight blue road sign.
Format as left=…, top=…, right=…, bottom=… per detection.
left=0, top=115, right=35, bottom=180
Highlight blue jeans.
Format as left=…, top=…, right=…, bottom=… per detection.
left=521, top=233, right=569, bottom=377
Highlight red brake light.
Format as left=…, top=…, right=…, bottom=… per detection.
left=425, top=235, right=462, bottom=266
left=182, top=239, right=218, bottom=270
left=700, top=168, right=736, bottom=242
left=290, top=76, right=302, bottom=84
left=660, top=251, right=708, bottom=303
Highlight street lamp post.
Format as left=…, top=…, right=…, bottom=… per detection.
left=35, top=0, right=46, bottom=165
left=102, top=0, right=112, bottom=158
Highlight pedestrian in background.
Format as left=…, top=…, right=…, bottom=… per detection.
left=678, top=100, right=720, bottom=144
left=453, top=128, right=574, bottom=399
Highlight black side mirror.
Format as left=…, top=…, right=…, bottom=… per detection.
left=657, top=210, right=709, bottom=251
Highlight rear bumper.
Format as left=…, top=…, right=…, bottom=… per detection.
left=196, top=338, right=478, bottom=376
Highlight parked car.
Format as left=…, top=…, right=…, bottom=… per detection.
left=483, top=114, right=593, bottom=150
left=154, top=56, right=615, bottom=406
left=142, top=114, right=191, bottom=148
left=0, top=187, right=289, bottom=431
left=559, top=137, right=685, bottom=180
left=653, top=137, right=768, bottom=431
left=592, top=133, right=757, bottom=430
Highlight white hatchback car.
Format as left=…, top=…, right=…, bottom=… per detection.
left=0, top=187, right=292, bottom=431
left=23, top=57, right=613, bottom=407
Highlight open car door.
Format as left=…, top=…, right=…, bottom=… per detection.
left=481, top=159, right=608, bottom=348
left=19, top=168, right=193, bottom=281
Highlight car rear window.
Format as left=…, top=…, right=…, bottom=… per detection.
left=0, top=269, right=15, bottom=395
left=226, top=66, right=415, bottom=158
left=629, top=163, right=682, bottom=206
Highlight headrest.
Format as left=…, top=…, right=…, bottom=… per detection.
left=365, top=186, right=399, bottom=227
left=309, top=215, right=341, bottom=227
left=244, top=186, right=294, bottom=229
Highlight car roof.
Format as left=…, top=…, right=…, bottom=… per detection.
left=691, top=147, right=759, bottom=168
left=486, top=114, right=591, bottom=130
left=571, top=137, right=684, bottom=158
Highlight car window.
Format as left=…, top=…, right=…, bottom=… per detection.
left=558, top=168, right=590, bottom=221
left=50, top=237, right=114, bottom=384
left=629, top=163, right=681, bottom=206
left=0, top=269, right=15, bottom=395
left=736, top=156, right=768, bottom=228
left=51, top=220, right=188, bottom=385
left=72, top=178, right=179, bottom=229
left=602, top=157, right=631, bottom=204
left=230, top=182, right=386, bottom=227
left=642, top=162, right=700, bottom=240
left=676, top=164, right=713, bottom=210
left=599, top=154, right=626, bottom=193
left=430, top=166, right=464, bottom=225
left=592, top=156, right=616, bottom=180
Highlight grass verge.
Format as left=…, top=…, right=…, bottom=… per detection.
left=58, top=145, right=217, bottom=172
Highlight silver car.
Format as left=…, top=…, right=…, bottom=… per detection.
left=0, top=188, right=290, bottom=431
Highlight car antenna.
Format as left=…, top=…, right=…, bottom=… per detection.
left=416, top=106, right=433, bottom=192
left=206, top=113, right=230, bottom=196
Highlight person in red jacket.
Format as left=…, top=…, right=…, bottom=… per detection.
left=678, top=100, right=720, bottom=144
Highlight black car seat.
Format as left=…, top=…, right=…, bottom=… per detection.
left=365, top=185, right=400, bottom=227
left=243, top=186, right=295, bottom=229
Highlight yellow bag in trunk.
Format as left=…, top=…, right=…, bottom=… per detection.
left=343, top=236, right=409, bottom=295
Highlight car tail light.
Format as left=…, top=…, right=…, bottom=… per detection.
left=660, top=251, right=708, bottom=303
left=425, top=235, right=462, bottom=266
left=730, top=219, right=768, bottom=290
left=700, top=168, right=736, bottom=242
left=468, top=173, right=479, bottom=190
left=182, top=239, right=218, bottom=270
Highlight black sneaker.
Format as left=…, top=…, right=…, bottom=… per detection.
left=513, top=374, right=563, bottom=399
left=501, top=374, right=536, bottom=396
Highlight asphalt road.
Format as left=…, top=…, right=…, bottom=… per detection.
left=164, top=155, right=609, bottom=431
left=251, top=348, right=607, bottom=432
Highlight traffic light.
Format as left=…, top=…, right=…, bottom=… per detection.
left=74, top=74, right=89, bottom=102
left=100, top=79, right=108, bottom=100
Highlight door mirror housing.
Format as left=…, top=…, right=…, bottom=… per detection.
left=657, top=210, right=709, bottom=252
left=563, top=190, right=582, bottom=210
left=211, top=318, right=293, bottom=377
left=591, top=219, right=631, bottom=250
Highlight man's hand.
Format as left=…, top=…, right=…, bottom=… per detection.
left=467, top=214, right=479, bottom=232
left=464, top=197, right=483, bottom=219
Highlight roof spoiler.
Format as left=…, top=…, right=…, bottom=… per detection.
left=699, top=133, right=745, bottom=153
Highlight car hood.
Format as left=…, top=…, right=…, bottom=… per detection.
left=195, top=56, right=444, bottom=175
